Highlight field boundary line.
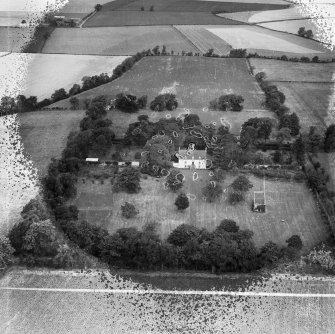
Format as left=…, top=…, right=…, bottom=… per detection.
left=270, top=80, right=335, bottom=84
left=171, top=26, right=202, bottom=54
left=2, top=286, right=335, bottom=298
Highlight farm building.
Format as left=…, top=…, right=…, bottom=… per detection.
left=173, top=149, right=207, bottom=169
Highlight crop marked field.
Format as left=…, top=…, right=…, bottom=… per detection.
left=42, top=26, right=199, bottom=55
left=250, top=58, right=335, bottom=82
left=21, top=53, right=126, bottom=100
left=206, top=25, right=327, bottom=54
left=174, top=25, right=232, bottom=55
left=104, top=0, right=288, bottom=12
left=271, top=82, right=335, bottom=129
left=72, top=171, right=326, bottom=249
left=0, top=27, right=33, bottom=52
left=51, top=56, right=265, bottom=110
left=18, top=109, right=85, bottom=174
left=83, top=10, right=237, bottom=27
left=1, top=270, right=335, bottom=333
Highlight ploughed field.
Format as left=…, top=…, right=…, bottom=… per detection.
left=50, top=56, right=265, bottom=110
left=71, top=171, right=327, bottom=250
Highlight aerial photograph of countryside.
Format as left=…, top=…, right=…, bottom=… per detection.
left=1, top=0, right=335, bottom=332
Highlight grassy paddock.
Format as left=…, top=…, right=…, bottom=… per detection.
left=71, top=170, right=327, bottom=249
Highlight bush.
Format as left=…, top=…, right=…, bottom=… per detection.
left=230, top=175, right=253, bottom=192
left=113, top=167, right=141, bottom=193
left=202, top=182, right=223, bottom=203
left=229, top=49, right=247, bottom=58
left=150, top=94, right=178, bottom=111
left=121, top=202, right=139, bottom=219
left=0, top=236, right=14, bottom=269
left=175, top=193, right=190, bottom=210
left=209, top=94, right=244, bottom=112
left=286, top=235, right=303, bottom=250
left=229, top=191, right=244, bottom=205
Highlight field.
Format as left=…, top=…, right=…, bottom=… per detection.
left=71, top=170, right=327, bottom=249
left=0, top=27, right=33, bottom=52
left=42, top=26, right=199, bottom=55
left=173, top=25, right=232, bottom=55
left=20, top=53, right=127, bottom=100
left=0, top=11, right=36, bottom=26
left=50, top=56, right=265, bottom=110
left=57, top=0, right=112, bottom=14
left=206, top=25, right=328, bottom=54
left=83, top=11, right=238, bottom=27
left=250, top=58, right=335, bottom=82
left=1, top=269, right=335, bottom=333
left=271, top=82, right=335, bottom=129
left=18, top=109, right=85, bottom=174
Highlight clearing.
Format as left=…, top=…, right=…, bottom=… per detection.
left=206, top=25, right=328, bottom=55
left=20, top=53, right=127, bottom=100
left=71, top=170, right=327, bottom=249
left=271, top=82, right=335, bottom=129
left=42, top=26, right=199, bottom=55
left=50, top=56, right=265, bottom=110
left=249, top=58, right=335, bottom=82
left=18, top=109, right=85, bottom=174
left=0, top=269, right=335, bottom=333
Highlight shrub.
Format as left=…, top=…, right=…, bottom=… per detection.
left=113, top=167, right=141, bottom=193
left=202, top=182, right=223, bottom=203
left=229, top=191, right=244, bottom=205
left=150, top=94, right=178, bottom=111
left=0, top=236, right=14, bottom=269
left=175, top=193, right=190, bottom=210
left=286, top=235, right=303, bottom=250
left=231, top=175, right=253, bottom=192
left=121, top=202, right=139, bottom=219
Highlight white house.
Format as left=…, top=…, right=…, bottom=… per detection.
left=173, top=149, right=207, bottom=169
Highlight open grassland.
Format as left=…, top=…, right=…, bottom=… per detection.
left=250, top=58, right=335, bottom=82
left=72, top=171, right=326, bottom=249
left=271, top=82, right=335, bottom=129
left=104, top=0, right=288, bottom=12
left=173, top=25, right=232, bottom=55
left=1, top=270, right=335, bottom=333
left=0, top=27, right=33, bottom=52
left=83, top=10, right=237, bottom=27
left=50, top=56, right=265, bottom=110
left=22, top=53, right=126, bottom=100
left=42, top=26, right=199, bottom=55
left=18, top=109, right=85, bottom=174
left=206, top=25, right=328, bottom=54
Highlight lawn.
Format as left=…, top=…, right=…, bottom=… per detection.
left=0, top=27, right=33, bottom=52
left=173, top=25, right=232, bottom=55
left=50, top=56, right=265, bottom=110
left=21, top=53, right=126, bottom=100
left=71, top=170, right=327, bottom=249
left=18, top=109, right=85, bottom=174
left=249, top=58, right=335, bottom=82
left=42, top=26, right=199, bottom=55
left=206, top=25, right=328, bottom=55
left=1, top=269, right=335, bottom=333
left=271, top=82, right=335, bottom=129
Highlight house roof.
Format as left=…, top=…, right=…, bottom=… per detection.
left=177, top=150, right=207, bottom=160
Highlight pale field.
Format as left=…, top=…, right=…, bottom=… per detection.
left=58, top=0, right=113, bottom=14
left=72, top=171, right=327, bottom=249
left=21, top=53, right=126, bottom=100
left=173, top=25, right=232, bottom=55
left=50, top=56, right=265, bottom=110
left=1, top=269, right=335, bottom=333
left=0, top=27, right=33, bottom=52
left=206, top=25, right=326, bottom=54
left=250, top=58, right=335, bottom=82
left=271, top=81, right=335, bottom=129
left=0, top=11, right=38, bottom=27
left=18, top=109, right=85, bottom=174
left=42, top=26, right=199, bottom=55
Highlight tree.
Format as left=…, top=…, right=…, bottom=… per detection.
left=202, top=182, right=223, bottom=203
left=141, top=6, right=144, bottom=10
left=121, top=202, right=139, bottom=219
left=229, top=191, right=244, bottom=205
left=305, top=29, right=313, bottom=39
left=229, top=49, right=247, bottom=58
left=150, top=5, right=154, bottom=11
left=51, top=88, right=68, bottom=103
left=95, top=4, right=102, bottom=11
left=113, top=167, right=141, bottom=193
left=0, top=236, right=14, bottom=269
left=150, top=94, right=178, bottom=111
left=167, top=224, right=201, bottom=247
left=166, top=169, right=184, bottom=192
left=69, top=83, right=81, bottom=96
left=217, top=219, right=239, bottom=233
left=324, top=124, right=335, bottom=152
left=211, top=168, right=226, bottom=182
left=259, top=241, right=282, bottom=266
left=279, top=113, right=300, bottom=136
left=293, top=135, right=306, bottom=165
left=276, top=127, right=291, bottom=145
left=115, top=93, right=140, bottom=113
left=286, top=235, right=303, bottom=250
left=175, top=193, right=189, bottom=210
left=70, top=97, right=79, bottom=110
left=231, top=175, right=253, bottom=192
left=298, top=27, right=306, bottom=37
left=0, top=96, right=17, bottom=115
left=210, top=94, right=244, bottom=112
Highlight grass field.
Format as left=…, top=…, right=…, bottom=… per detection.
left=83, top=11, right=238, bottom=27
left=0, top=27, right=33, bottom=52
left=206, top=25, right=328, bottom=54
left=271, top=82, right=335, bottom=129
left=1, top=269, right=335, bottom=333
left=21, top=53, right=126, bottom=100
left=173, top=25, right=232, bottom=55
left=50, top=56, right=265, bottom=110
left=42, top=26, right=199, bottom=55
left=250, top=58, right=335, bottom=82
left=71, top=170, right=327, bottom=249
left=18, top=109, right=85, bottom=174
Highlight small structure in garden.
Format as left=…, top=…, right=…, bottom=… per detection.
left=173, top=149, right=207, bottom=169
left=253, top=191, right=266, bottom=213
